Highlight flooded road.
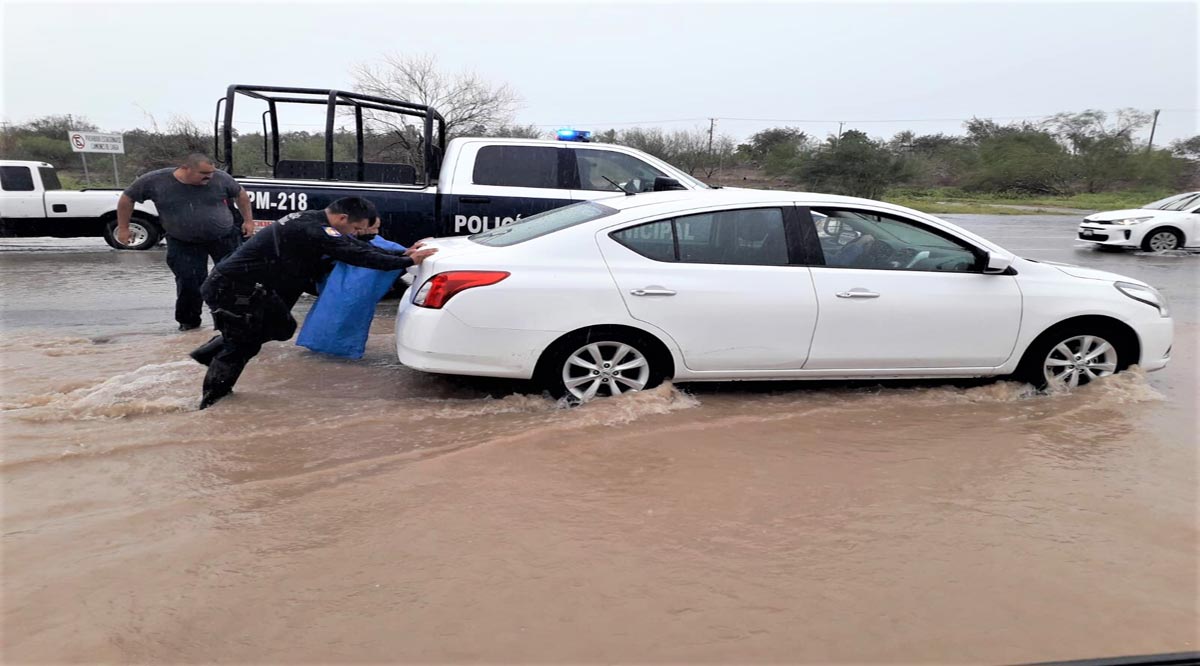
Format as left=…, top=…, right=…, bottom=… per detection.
left=2, top=216, right=1197, bottom=663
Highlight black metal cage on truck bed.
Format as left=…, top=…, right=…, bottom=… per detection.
left=214, top=85, right=447, bottom=185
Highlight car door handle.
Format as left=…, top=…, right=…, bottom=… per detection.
left=459, top=196, right=491, bottom=204
left=836, top=289, right=880, bottom=299
left=631, top=288, right=677, bottom=297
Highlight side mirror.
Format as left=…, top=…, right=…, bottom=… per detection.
left=653, top=176, right=686, bottom=192
left=984, top=252, right=1014, bottom=274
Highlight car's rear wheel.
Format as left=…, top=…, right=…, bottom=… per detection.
left=1015, top=323, right=1133, bottom=390
left=1141, top=227, right=1182, bottom=252
left=103, top=217, right=161, bottom=251
left=538, top=329, right=667, bottom=402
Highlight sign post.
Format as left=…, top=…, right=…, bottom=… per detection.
left=68, top=131, right=124, bottom=187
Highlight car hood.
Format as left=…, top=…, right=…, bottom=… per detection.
left=1084, top=208, right=1169, bottom=222
left=1024, top=258, right=1150, bottom=287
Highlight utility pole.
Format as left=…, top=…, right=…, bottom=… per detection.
left=836, top=121, right=845, bottom=147
left=1146, top=109, right=1160, bottom=154
left=707, top=118, right=716, bottom=154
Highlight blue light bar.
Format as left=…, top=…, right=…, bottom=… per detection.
left=556, top=128, right=592, bottom=142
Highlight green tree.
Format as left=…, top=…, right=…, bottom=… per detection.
left=794, top=130, right=907, bottom=199
left=737, top=126, right=806, bottom=163
left=966, top=128, right=1073, bottom=195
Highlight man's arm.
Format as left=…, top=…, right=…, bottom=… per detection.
left=311, top=225, right=436, bottom=271
left=235, top=188, right=255, bottom=238
left=115, top=195, right=135, bottom=246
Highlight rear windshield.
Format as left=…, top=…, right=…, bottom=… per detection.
left=469, top=201, right=617, bottom=247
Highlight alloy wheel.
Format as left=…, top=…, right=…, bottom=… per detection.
left=561, top=341, right=651, bottom=401
left=1042, top=334, right=1118, bottom=390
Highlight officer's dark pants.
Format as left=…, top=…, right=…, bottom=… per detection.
left=199, top=273, right=297, bottom=406
left=166, top=229, right=242, bottom=328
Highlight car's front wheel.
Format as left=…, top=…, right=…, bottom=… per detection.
left=1015, top=323, right=1134, bottom=390
left=1141, top=227, right=1183, bottom=252
left=538, top=329, right=668, bottom=402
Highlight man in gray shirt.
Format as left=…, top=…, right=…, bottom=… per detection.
left=118, top=154, right=255, bottom=330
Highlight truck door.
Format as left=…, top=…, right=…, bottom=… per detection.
left=441, top=142, right=575, bottom=236
left=0, top=165, right=47, bottom=218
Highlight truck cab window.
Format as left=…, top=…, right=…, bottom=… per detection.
left=38, top=168, right=62, bottom=191
left=472, top=146, right=562, bottom=189
left=1, top=166, right=35, bottom=191
left=574, top=149, right=666, bottom=192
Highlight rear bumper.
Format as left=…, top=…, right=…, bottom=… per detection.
left=394, top=299, right=557, bottom=379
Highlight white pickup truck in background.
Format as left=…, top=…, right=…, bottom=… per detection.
left=0, top=160, right=161, bottom=250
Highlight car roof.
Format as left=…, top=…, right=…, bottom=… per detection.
left=0, top=160, right=53, bottom=168
left=591, top=187, right=909, bottom=212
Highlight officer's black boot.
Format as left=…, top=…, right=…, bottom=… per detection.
left=189, top=335, right=224, bottom=366
left=199, top=358, right=245, bottom=410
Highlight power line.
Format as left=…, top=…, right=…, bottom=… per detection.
left=527, top=109, right=1199, bottom=128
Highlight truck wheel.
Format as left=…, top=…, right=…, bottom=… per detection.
left=104, top=218, right=161, bottom=251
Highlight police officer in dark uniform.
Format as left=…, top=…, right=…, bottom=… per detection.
left=191, top=196, right=436, bottom=409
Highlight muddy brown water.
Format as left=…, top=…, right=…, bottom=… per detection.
left=2, top=216, right=1197, bottom=663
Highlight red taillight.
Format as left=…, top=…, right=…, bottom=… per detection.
left=414, top=271, right=510, bottom=309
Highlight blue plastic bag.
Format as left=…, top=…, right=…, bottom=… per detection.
left=295, top=236, right=406, bottom=359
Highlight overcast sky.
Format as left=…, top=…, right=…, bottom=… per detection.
left=2, top=0, right=1196, bottom=145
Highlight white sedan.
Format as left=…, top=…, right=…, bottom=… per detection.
left=1078, top=191, right=1200, bottom=251
left=396, top=190, right=1172, bottom=401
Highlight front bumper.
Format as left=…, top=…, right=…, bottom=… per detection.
left=1078, top=223, right=1138, bottom=246
left=394, top=298, right=559, bottom=380
left=1136, top=315, right=1173, bottom=373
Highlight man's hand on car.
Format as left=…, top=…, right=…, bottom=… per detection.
left=408, top=247, right=437, bottom=264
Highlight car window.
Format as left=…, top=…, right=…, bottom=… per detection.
left=0, top=166, right=35, bottom=192
left=612, top=220, right=675, bottom=262
left=810, top=208, right=981, bottom=272
left=38, top=168, right=62, bottom=191
left=472, top=145, right=564, bottom=189
left=611, top=208, right=788, bottom=266
left=470, top=201, right=616, bottom=246
left=574, top=149, right=666, bottom=193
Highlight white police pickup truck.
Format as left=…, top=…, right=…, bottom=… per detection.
left=0, top=160, right=161, bottom=249
left=221, top=85, right=709, bottom=247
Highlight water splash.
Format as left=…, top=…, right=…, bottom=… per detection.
left=3, top=360, right=197, bottom=420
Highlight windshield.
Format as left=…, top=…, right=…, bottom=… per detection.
left=1143, top=192, right=1200, bottom=211
left=671, top=169, right=710, bottom=190
left=469, top=201, right=618, bottom=246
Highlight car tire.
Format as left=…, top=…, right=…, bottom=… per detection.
left=1140, top=227, right=1183, bottom=252
left=1014, top=322, right=1134, bottom=391
left=537, top=327, right=668, bottom=402
left=104, top=217, right=162, bottom=251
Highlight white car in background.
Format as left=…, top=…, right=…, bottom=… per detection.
left=1077, top=191, right=1200, bottom=252
left=396, top=190, right=1172, bottom=401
